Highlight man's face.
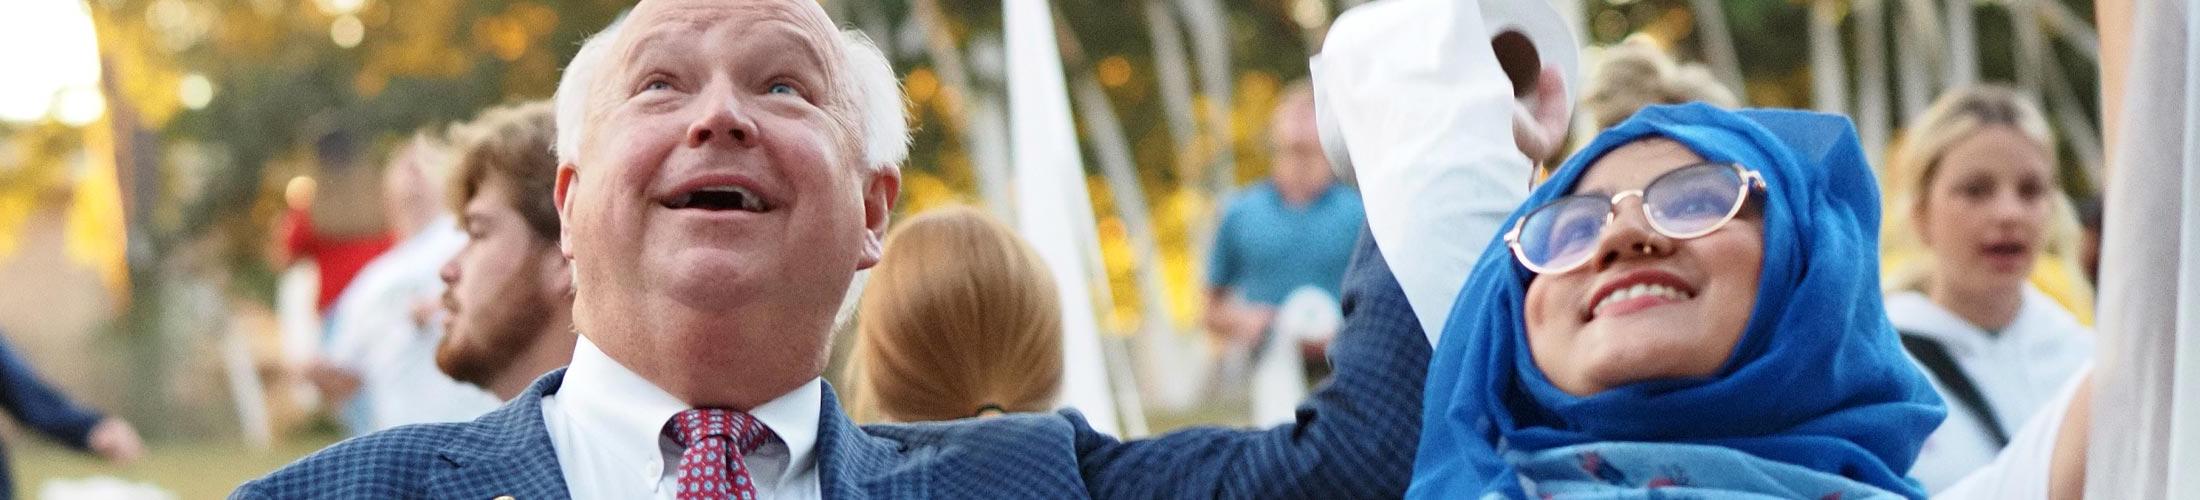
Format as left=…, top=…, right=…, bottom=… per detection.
left=438, top=177, right=566, bottom=387
left=554, top=0, right=897, bottom=387
left=383, top=143, right=440, bottom=233
left=1269, top=95, right=1333, bottom=198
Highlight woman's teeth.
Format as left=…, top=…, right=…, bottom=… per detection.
left=1593, top=283, right=1694, bottom=317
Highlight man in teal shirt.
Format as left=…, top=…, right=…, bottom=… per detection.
left=1206, top=80, right=1366, bottom=367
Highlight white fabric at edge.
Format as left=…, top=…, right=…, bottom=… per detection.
left=1314, top=0, right=1540, bottom=345
left=2086, top=0, right=2200, bottom=496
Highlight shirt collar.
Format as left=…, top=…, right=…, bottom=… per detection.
left=558, top=336, right=823, bottom=487
left=748, top=372, right=822, bottom=485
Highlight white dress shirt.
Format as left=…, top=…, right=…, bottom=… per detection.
left=1888, top=286, right=2093, bottom=493
left=543, top=337, right=823, bottom=500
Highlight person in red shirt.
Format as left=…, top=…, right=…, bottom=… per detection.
left=272, top=130, right=396, bottom=315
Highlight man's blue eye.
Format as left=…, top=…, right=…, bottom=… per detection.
left=644, top=80, right=673, bottom=91
left=769, top=83, right=798, bottom=95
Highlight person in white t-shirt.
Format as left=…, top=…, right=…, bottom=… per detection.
left=315, top=135, right=502, bottom=434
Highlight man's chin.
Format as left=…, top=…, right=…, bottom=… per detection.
left=433, top=347, right=487, bottom=387
left=658, top=270, right=766, bottom=309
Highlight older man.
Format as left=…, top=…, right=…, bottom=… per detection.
left=236, top=1, right=1428, bottom=498
left=434, top=101, right=576, bottom=400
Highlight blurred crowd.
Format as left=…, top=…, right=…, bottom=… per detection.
left=0, top=0, right=2186, bottom=498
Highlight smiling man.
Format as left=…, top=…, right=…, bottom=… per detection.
left=234, top=1, right=1432, bottom=498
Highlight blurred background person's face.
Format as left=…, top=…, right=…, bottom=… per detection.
left=1914, top=126, right=2054, bottom=296
left=438, top=177, right=567, bottom=389
left=1268, top=88, right=1333, bottom=203
left=1522, top=139, right=1762, bottom=396
left=382, top=139, right=444, bottom=237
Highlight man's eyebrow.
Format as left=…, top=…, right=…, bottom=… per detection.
left=745, top=21, right=832, bottom=74
left=619, top=26, right=688, bottom=65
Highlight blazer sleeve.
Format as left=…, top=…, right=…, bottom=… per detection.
left=1073, top=227, right=1429, bottom=499
left=0, top=334, right=106, bottom=450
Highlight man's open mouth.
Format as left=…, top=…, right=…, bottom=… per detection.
left=663, top=185, right=768, bottom=212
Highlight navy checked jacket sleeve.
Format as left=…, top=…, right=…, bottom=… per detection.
left=0, top=332, right=104, bottom=450
left=1073, top=227, right=1431, bottom=499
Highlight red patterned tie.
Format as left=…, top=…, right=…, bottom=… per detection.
left=666, top=408, right=773, bottom=500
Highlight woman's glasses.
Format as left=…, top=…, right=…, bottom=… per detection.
left=1505, top=162, right=1767, bottom=274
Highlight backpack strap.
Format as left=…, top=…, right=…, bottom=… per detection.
left=1899, top=331, right=2010, bottom=448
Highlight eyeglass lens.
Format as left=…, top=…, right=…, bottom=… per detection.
left=1515, top=163, right=1748, bottom=272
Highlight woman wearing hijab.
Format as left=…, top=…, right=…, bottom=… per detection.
left=1412, top=103, right=1946, bottom=499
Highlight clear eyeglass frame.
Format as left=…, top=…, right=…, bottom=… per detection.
left=1503, top=162, right=1767, bottom=275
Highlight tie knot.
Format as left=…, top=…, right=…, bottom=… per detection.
left=666, top=408, right=772, bottom=455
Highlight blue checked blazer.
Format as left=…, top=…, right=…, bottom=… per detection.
left=234, top=229, right=1428, bottom=499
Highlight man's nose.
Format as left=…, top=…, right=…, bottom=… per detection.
left=439, top=254, right=460, bottom=285
left=686, top=95, right=759, bottom=149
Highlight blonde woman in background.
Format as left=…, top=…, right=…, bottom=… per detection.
left=1882, top=85, right=2094, bottom=493
left=847, top=207, right=1064, bottom=423
left=1882, top=95, right=2095, bottom=323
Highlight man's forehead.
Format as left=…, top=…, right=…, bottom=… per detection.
left=463, top=179, right=509, bottom=216
left=627, top=0, right=835, bottom=36
left=612, top=0, right=842, bottom=79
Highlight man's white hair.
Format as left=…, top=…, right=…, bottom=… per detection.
left=838, top=30, right=908, bottom=169
left=552, top=15, right=909, bottom=172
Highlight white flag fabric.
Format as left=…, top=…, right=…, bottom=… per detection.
left=2086, top=0, right=2200, bottom=496
left=1312, top=0, right=1579, bottom=345
left=1004, top=0, right=1122, bottom=437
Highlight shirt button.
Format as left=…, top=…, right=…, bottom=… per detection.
left=494, top=496, right=515, bottom=500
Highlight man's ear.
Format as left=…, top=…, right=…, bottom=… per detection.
left=554, top=163, right=580, bottom=261
left=856, top=165, right=901, bottom=270
left=540, top=244, right=574, bottom=299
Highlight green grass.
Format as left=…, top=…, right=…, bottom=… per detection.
left=13, top=435, right=339, bottom=500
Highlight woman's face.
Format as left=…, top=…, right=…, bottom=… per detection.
left=1915, top=126, right=2054, bottom=295
left=1523, top=139, right=1764, bottom=396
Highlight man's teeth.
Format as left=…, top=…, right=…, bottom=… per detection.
left=668, top=186, right=765, bottom=211
left=709, top=186, right=763, bottom=211
left=1592, top=283, right=1694, bottom=317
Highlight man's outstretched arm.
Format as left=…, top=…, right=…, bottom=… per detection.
left=1074, top=228, right=1430, bottom=499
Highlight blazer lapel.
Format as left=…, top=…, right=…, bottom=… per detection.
left=426, top=369, right=573, bottom=500
left=814, top=382, right=928, bottom=499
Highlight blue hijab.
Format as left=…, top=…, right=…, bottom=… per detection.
left=1409, top=104, right=1945, bottom=499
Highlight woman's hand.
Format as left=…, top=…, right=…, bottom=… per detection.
left=1512, top=65, right=1571, bottom=167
